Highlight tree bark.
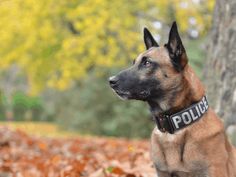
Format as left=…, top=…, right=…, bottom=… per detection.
left=204, top=0, right=236, bottom=128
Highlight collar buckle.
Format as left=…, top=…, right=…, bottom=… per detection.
left=155, top=114, right=174, bottom=134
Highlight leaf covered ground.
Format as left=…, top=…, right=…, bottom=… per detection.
left=0, top=127, right=156, bottom=177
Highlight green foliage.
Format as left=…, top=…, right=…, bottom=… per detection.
left=0, top=92, right=44, bottom=121
left=44, top=68, right=154, bottom=138
left=12, top=92, right=44, bottom=121
left=185, top=38, right=207, bottom=77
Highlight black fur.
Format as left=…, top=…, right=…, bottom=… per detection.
left=144, top=28, right=159, bottom=49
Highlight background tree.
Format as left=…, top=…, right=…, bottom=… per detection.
left=205, top=0, right=236, bottom=143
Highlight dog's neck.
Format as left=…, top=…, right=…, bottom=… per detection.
left=148, top=66, right=205, bottom=118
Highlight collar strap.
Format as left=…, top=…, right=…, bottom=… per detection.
left=154, top=96, right=209, bottom=134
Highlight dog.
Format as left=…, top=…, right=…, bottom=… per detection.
left=109, top=22, right=236, bottom=177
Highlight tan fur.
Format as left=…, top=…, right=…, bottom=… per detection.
left=139, top=47, right=236, bottom=177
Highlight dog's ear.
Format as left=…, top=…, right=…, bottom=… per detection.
left=165, top=22, right=188, bottom=71
left=143, top=28, right=159, bottom=50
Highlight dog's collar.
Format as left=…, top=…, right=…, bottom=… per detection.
left=154, top=96, right=209, bottom=134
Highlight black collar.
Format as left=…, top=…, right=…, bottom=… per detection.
left=154, top=96, right=209, bottom=134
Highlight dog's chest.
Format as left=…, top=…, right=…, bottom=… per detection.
left=151, top=128, right=207, bottom=174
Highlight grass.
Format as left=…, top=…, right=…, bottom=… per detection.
left=0, top=121, right=80, bottom=138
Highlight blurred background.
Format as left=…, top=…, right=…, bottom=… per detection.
left=0, top=0, right=235, bottom=142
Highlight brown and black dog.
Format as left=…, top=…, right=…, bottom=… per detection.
left=109, top=22, right=236, bottom=177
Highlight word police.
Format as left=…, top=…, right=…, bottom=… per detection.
left=170, top=96, right=209, bottom=130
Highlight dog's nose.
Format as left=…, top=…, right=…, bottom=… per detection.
left=109, top=76, right=118, bottom=87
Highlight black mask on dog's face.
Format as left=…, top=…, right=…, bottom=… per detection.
left=109, top=55, right=164, bottom=101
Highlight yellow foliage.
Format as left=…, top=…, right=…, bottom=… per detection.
left=0, top=0, right=215, bottom=94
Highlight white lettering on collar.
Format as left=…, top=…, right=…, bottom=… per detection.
left=172, top=115, right=182, bottom=129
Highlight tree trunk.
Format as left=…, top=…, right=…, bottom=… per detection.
left=204, top=0, right=236, bottom=128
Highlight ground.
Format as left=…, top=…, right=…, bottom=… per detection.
left=0, top=123, right=156, bottom=177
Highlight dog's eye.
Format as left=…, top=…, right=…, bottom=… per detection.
left=142, top=58, right=152, bottom=67
left=139, top=57, right=152, bottom=69
left=144, top=60, right=151, bottom=66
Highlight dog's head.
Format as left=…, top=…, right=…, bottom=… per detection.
left=109, top=22, right=188, bottom=106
